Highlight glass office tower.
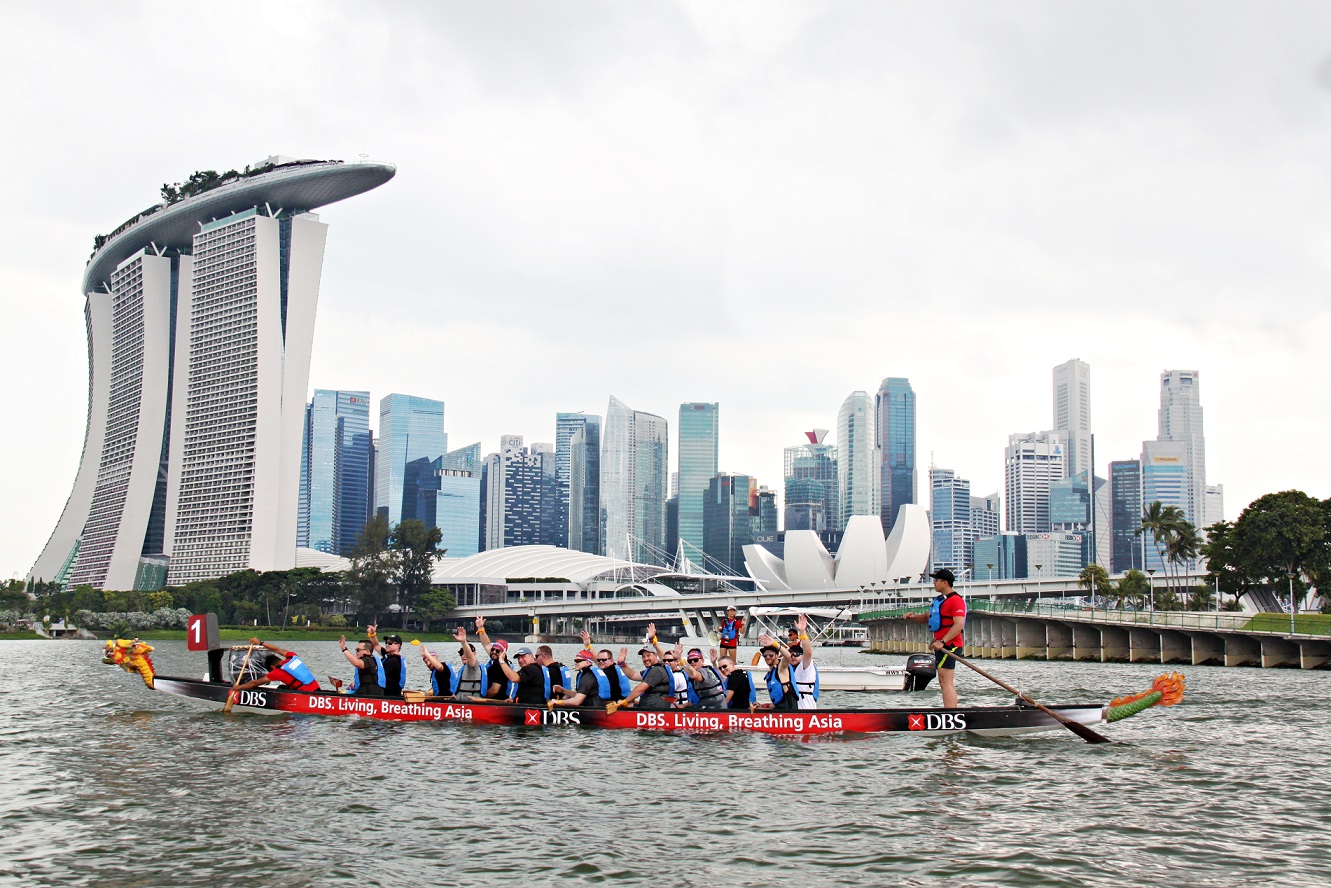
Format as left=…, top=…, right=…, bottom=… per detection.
left=676, top=402, right=719, bottom=559
left=298, top=390, right=371, bottom=555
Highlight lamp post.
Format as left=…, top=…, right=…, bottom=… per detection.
left=1146, top=568, right=1156, bottom=613
left=1034, top=565, right=1043, bottom=605
left=986, top=563, right=995, bottom=602
left=1288, top=571, right=1297, bottom=637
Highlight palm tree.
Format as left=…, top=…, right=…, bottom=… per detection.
left=1166, top=520, right=1202, bottom=601
left=1137, top=502, right=1187, bottom=600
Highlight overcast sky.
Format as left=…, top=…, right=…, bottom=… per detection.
left=3, top=1, right=1330, bottom=579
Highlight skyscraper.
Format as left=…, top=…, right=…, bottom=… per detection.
left=298, top=390, right=371, bottom=556
left=876, top=377, right=916, bottom=535
left=929, top=467, right=971, bottom=575
left=1053, top=359, right=1092, bottom=479
left=1004, top=431, right=1066, bottom=534
left=703, top=473, right=754, bottom=575
left=783, top=431, right=838, bottom=532
left=482, top=435, right=557, bottom=550
left=1109, top=459, right=1143, bottom=573
left=567, top=416, right=602, bottom=553
left=1157, top=370, right=1206, bottom=527
left=1140, top=439, right=1189, bottom=570
left=970, top=492, right=1001, bottom=542
left=555, top=412, right=600, bottom=551
left=403, top=443, right=482, bottom=558
left=376, top=394, right=447, bottom=528
left=676, top=403, right=719, bottom=559
left=30, top=157, right=394, bottom=589
left=600, top=396, right=668, bottom=564
left=837, top=391, right=877, bottom=530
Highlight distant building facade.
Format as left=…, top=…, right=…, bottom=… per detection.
left=561, top=413, right=602, bottom=554
left=1109, top=459, right=1143, bottom=573
left=929, top=467, right=971, bottom=575
left=783, top=431, right=838, bottom=532
left=376, top=394, right=447, bottom=527
left=875, top=377, right=916, bottom=535
left=298, top=390, right=371, bottom=556
left=1053, top=358, right=1092, bottom=480
left=837, top=391, right=878, bottom=529
left=677, top=403, right=719, bottom=559
left=1004, top=430, right=1065, bottom=534
left=483, top=436, right=557, bottom=550
left=1157, top=370, right=1206, bottom=527
left=601, top=396, right=668, bottom=564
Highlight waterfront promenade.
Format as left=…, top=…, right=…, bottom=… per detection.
left=862, top=601, right=1331, bottom=669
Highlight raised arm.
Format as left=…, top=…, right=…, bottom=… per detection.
left=795, top=613, right=814, bottom=667
left=339, top=635, right=366, bottom=669
left=248, top=637, right=293, bottom=658
left=454, top=626, right=478, bottom=668
left=421, top=645, right=444, bottom=672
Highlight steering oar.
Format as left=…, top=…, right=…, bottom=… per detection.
left=943, top=650, right=1111, bottom=745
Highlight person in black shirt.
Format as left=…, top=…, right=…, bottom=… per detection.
left=718, top=656, right=753, bottom=709
left=498, top=646, right=548, bottom=706
left=549, top=650, right=602, bottom=708
left=370, top=627, right=406, bottom=698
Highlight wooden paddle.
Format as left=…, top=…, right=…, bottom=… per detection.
left=943, top=650, right=1111, bottom=745
left=222, top=643, right=257, bottom=714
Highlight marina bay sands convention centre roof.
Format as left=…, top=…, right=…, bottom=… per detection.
left=82, top=157, right=396, bottom=292
left=296, top=545, right=677, bottom=587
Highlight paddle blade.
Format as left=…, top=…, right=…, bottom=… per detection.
left=1060, top=716, right=1112, bottom=744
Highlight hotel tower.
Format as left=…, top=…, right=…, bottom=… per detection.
left=30, top=157, right=394, bottom=588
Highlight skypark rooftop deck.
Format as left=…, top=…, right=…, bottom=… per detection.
left=82, top=158, right=395, bottom=292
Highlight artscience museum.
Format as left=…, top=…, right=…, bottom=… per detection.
left=742, top=506, right=932, bottom=592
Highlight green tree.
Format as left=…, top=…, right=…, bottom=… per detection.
left=1165, top=519, right=1202, bottom=595
left=1229, top=490, right=1328, bottom=613
left=1118, top=569, right=1151, bottom=610
left=1077, top=563, right=1111, bottom=604
left=390, top=519, right=444, bottom=629
left=414, top=588, right=458, bottom=628
left=1201, top=519, right=1250, bottom=608
left=348, top=514, right=394, bottom=623
left=1186, top=583, right=1215, bottom=611
left=145, top=589, right=174, bottom=611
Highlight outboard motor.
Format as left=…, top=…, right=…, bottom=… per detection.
left=903, top=653, right=937, bottom=691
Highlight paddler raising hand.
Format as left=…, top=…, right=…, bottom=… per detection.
left=755, top=630, right=798, bottom=710
left=607, top=623, right=673, bottom=713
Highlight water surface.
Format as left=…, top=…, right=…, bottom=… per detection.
left=1, top=639, right=1325, bottom=886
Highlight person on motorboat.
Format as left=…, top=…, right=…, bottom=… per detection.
left=233, top=638, right=320, bottom=692
left=717, top=656, right=755, bottom=709
left=756, top=634, right=799, bottom=710
left=788, top=613, right=820, bottom=711
left=676, top=647, right=726, bottom=710
left=718, top=606, right=745, bottom=662
left=339, top=635, right=385, bottom=698
left=548, top=649, right=606, bottom=709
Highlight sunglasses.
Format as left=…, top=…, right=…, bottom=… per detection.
left=687, top=657, right=702, bottom=663
left=662, top=657, right=676, bottom=663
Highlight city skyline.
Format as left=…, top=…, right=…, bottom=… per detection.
left=6, top=4, right=1331, bottom=577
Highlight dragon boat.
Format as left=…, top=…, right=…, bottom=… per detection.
left=102, top=633, right=1186, bottom=738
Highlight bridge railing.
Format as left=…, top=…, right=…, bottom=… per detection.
left=859, top=600, right=1331, bottom=637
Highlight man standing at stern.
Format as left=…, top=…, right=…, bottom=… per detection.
left=902, top=568, right=966, bottom=708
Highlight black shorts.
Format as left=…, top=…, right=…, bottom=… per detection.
left=935, top=645, right=961, bottom=670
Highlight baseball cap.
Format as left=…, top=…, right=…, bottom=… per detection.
left=490, top=639, right=509, bottom=652
left=513, top=647, right=535, bottom=658
left=574, top=649, right=596, bottom=663
left=930, top=568, right=956, bottom=584
left=383, top=634, right=403, bottom=645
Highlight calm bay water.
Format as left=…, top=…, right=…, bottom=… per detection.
left=1, top=638, right=1327, bottom=887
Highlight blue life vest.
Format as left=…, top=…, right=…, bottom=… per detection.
left=661, top=663, right=679, bottom=701
left=585, top=665, right=614, bottom=702
left=275, top=655, right=316, bottom=687
left=686, top=665, right=726, bottom=708
left=430, top=663, right=454, bottom=696
left=350, top=654, right=386, bottom=693
left=719, top=619, right=741, bottom=644
left=602, top=664, right=630, bottom=701
left=765, top=666, right=798, bottom=706
left=542, top=664, right=576, bottom=701
left=928, top=595, right=945, bottom=632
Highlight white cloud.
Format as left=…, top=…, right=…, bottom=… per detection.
left=3, top=1, right=1329, bottom=577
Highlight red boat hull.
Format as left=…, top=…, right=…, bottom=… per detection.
left=148, top=676, right=1107, bottom=737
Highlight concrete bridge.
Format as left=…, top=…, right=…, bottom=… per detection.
left=863, top=602, right=1331, bottom=669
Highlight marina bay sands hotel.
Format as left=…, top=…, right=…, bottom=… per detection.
left=30, top=157, right=395, bottom=590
